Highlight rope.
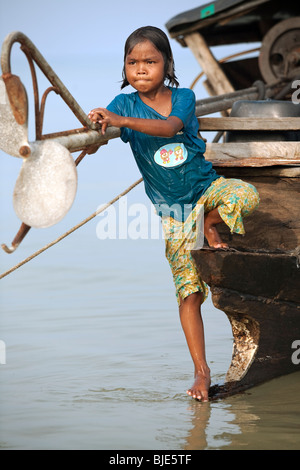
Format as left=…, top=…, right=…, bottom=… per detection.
left=0, top=177, right=143, bottom=280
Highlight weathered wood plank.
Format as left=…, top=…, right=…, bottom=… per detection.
left=184, top=33, right=234, bottom=96
left=215, top=166, right=300, bottom=177
left=192, top=249, right=300, bottom=303
left=206, top=142, right=300, bottom=166
left=199, top=117, right=300, bottom=131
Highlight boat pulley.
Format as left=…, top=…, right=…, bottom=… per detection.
left=259, top=17, right=300, bottom=84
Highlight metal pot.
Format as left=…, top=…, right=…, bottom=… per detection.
left=225, top=100, right=300, bottom=142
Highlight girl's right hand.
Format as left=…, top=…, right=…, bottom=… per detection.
left=88, top=108, right=123, bottom=135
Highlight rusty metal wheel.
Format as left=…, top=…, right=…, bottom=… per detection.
left=259, top=17, right=300, bottom=83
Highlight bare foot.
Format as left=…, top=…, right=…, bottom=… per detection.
left=187, top=368, right=211, bottom=402
left=204, top=225, right=229, bottom=249
left=204, top=209, right=229, bottom=249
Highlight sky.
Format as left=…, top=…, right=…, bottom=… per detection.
left=0, top=0, right=207, bottom=59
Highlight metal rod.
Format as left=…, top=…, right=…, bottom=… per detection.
left=1, top=223, right=31, bottom=253
left=41, top=126, right=121, bottom=153
left=1, top=31, right=97, bottom=130
left=20, top=44, right=41, bottom=139
left=195, top=80, right=284, bottom=116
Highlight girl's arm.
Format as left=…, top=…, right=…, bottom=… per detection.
left=88, top=108, right=183, bottom=137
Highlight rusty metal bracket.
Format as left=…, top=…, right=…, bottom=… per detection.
left=1, top=31, right=97, bottom=131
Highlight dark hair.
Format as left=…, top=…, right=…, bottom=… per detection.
left=121, top=26, right=179, bottom=89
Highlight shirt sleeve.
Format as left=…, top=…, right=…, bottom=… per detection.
left=169, top=88, right=196, bottom=127
left=106, top=94, right=131, bottom=143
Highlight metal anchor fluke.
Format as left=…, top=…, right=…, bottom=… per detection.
left=13, top=140, right=78, bottom=229
left=1, top=223, right=31, bottom=253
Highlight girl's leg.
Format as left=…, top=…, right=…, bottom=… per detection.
left=204, top=207, right=228, bottom=249
left=203, top=178, right=260, bottom=248
left=179, top=291, right=211, bottom=402
left=162, top=213, right=210, bottom=401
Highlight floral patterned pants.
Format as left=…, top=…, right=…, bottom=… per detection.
left=162, top=177, right=260, bottom=305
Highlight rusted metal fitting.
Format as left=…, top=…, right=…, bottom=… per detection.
left=2, top=73, right=28, bottom=125
left=19, top=145, right=31, bottom=157
left=1, top=223, right=31, bottom=254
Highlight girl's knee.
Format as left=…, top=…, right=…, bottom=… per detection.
left=179, top=291, right=204, bottom=310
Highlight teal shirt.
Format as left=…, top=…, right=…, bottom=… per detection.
left=107, top=87, right=219, bottom=221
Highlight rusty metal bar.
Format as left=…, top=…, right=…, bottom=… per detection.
left=19, top=44, right=42, bottom=139
left=1, top=222, right=31, bottom=254
left=195, top=80, right=285, bottom=116
left=1, top=31, right=97, bottom=130
left=39, top=86, right=60, bottom=138
left=44, top=126, right=121, bottom=152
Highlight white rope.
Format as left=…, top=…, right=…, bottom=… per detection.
left=0, top=177, right=143, bottom=280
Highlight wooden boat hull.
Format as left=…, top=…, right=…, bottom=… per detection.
left=192, top=248, right=300, bottom=399
left=192, top=248, right=299, bottom=304
left=192, top=169, right=300, bottom=399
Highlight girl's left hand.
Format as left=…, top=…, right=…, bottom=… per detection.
left=88, top=108, right=123, bottom=135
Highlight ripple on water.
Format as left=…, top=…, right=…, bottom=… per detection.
left=73, top=387, right=185, bottom=404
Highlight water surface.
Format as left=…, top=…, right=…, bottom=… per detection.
left=1, top=236, right=299, bottom=450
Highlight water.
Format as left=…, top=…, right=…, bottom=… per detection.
left=0, top=234, right=300, bottom=450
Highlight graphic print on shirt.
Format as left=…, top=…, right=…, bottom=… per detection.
left=154, top=143, right=188, bottom=168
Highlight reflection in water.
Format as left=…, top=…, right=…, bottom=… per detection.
left=183, top=372, right=300, bottom=450
left=184, top=399, right=257, bottom=450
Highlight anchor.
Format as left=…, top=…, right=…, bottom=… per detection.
left=0, top=31, right=121, bottom=253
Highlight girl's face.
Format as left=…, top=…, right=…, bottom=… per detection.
left=124, top=40, right=166, bottom=95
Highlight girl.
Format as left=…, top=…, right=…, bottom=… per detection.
left=89, top=26, right=259, bottom=402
